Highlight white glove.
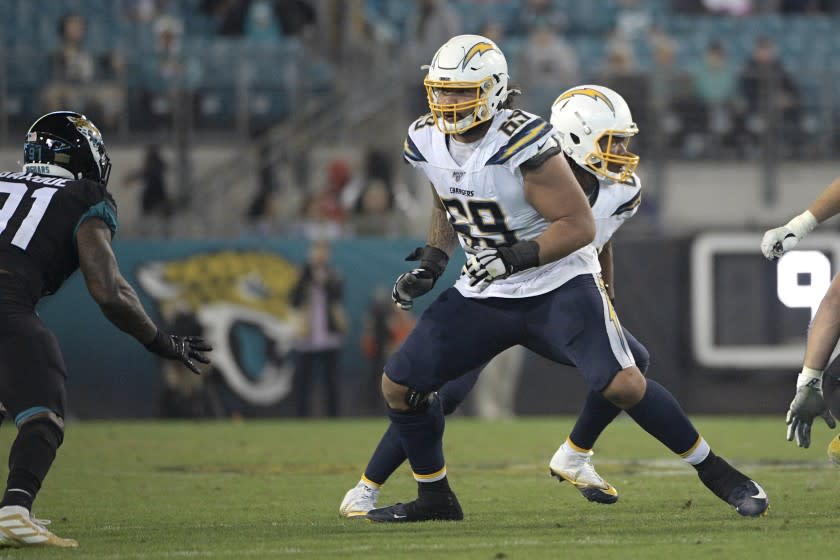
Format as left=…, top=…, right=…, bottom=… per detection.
left=761, top=211, right=817, bottom=260
left=786, top=367, right=836, bottom=448
left=464, top=247, right=513, bottom=290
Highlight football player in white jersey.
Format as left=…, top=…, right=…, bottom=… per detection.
left=365, top=35, right=768, bottom=523
left=340, top=84, right=649, bottom=518
left=761, top=177, right=840, bottom=448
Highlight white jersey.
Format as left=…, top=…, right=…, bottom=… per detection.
left=589, top=173, right=642, bottom=253
left=403, top=109, right=600, bottom=299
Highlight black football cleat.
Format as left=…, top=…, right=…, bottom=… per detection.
left=366, top=494, right=463, bottom=523
left=698, top=456, right=769, bottom=517
left=723, top=480, right=769, bottom=517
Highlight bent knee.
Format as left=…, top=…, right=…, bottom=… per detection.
left=602, top=367, right=647, bottom=409
left=381, top=373, right=410, bottom=411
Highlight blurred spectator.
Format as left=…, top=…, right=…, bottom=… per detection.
left=479, top=21, right=505, bottom=47
left=120, top=0, right=161, bottom=23
left=200, top=0, right=249, bottom=36
left=402, top=0, right=462, bottom=117
left=245, top=143, right=280, bottom=235
left=781, top=0, right=840, bottom=12
left=694, top=41, right=738, bottom=107
left=738, top=36, right=800, bottom=156
left=597, top=38, right=649, bottom=148
left=671, top=0, right=709, bottom=12
left=42, top=13, right=125, bottom=130
left=342, top=148, right=394, bottom=213
left=693, top=40, right=739, bottom=153
left=519, top=23, right=579, bottom=115
left=290, top=241, right=347, bottom=417
left=472, top=346, right=525, bottom=419
left=245, top=0, right=282, bottom=43
left=615, top=0, right=652, bottom=40
left=702, top=0, right=752, bottom=15
left=141, top=16, right=201, bottom=126
left=125, top=145, right=172, bottom=237
left=287, top=196, right=345, bottom=240
left=359, top=287, right=415, bottom=414
left=285, top=152, right=353, bottom=240
left=348, top=180, right=401, bottom=236
left=275, top=0, right=317, bottom=37
left=647, top=30, right=705, bottom=156
left=510, top=0, right=567, bottom=37
left=318, top=159, right=351, bottom=223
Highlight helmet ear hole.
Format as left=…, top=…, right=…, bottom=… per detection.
left=569, top=133, right=580, bottom=145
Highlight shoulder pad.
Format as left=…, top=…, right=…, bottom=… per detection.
left=487, top=111, right=553, bottom=166
left=612, top=189, right=642, bottom=216
left=404, top=114, right=434, bottom=164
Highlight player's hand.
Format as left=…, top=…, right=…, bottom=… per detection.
left=761, top=211, right=817, bottom=260
left=786, top=374, right=836, bottom=448
left=392, top=268, right=436, bottom=310
left=146, top=330, right=213, bottom=375
left=760, top=226, right=799, bottom=260
left=392, top=245, right=449, bottom=310
left=463, top=241, right=540, bottom=291
left=464, top=247, right=514, bottom=288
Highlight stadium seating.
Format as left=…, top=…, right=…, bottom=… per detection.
left=2, top=0, right=840, bottom=143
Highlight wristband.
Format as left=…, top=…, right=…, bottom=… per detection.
left=405, top=245, right=449, bottom=279
left=786, top=211, right=818, bottom=239
left=498, top=240, right=540, bottom=273
left=796, top=366, right=824, bottom=391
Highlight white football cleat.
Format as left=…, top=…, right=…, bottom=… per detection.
left=0, top=506, right=78, bottom=548
left=549, top=444, right=619, bottom=504
left=339, top=481, right=380, bottom=518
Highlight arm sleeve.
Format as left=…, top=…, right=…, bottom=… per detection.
left=73, top=197, right=118, bottom=248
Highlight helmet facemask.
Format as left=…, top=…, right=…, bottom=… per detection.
left=582, top=127, right=639, bottom=183
left=425, top=76, right=497, bottom=134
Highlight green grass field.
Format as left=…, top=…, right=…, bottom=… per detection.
left=4, top=416, right=840, bottom=560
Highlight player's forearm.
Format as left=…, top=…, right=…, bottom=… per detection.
left=599, top=241, right=615, bottom=301
left=427, top=206, right=459, bottom=257
left=98, top=276, right=158, bottom=344
left=803, top=275, right=840, bottom=370
left=808, top=175, right=840, bottom=223
left=534, top=213, right=595, bottom=264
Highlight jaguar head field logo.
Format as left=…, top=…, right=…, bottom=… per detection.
left=137, top=250, right=299, bottom=406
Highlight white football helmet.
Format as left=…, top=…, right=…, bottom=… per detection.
left=550, top=84, right=639, bottom=183
left=424, top=34, right=510, bottom=134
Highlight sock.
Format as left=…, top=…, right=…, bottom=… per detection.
left=623, top=379, right=699, bottom=455
left=693, top=449, right=750, bottom=501
left=568, top=390, right=623, bottom=450
left=362, top=423, right=406, bottom=486
left=681, top=437, right=711, bottom=466
left=1, top=420, right=63, bottom=511
left=386, top=396, right=447, bottom=485
left=418, top=476, right=452, bottom=501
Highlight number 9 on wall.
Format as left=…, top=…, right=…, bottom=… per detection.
left=777, top=251, right=831, bottom=320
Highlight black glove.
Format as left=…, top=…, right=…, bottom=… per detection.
left=145, top=330, right=213, bottom=375
left=392, top=245, right=449, bottom=310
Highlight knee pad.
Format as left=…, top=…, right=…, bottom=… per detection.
left=405, top=388, right=434, bottom=412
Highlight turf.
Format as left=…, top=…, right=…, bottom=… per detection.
left=3, top=416, right=840, bottom=559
